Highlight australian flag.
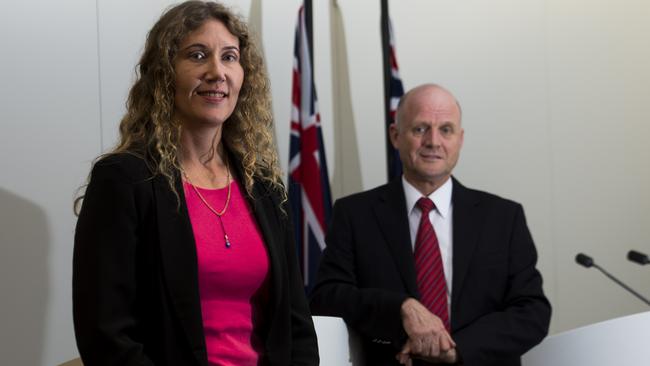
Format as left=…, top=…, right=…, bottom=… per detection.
left=288, top=5, right=332, bottom=293
left=381, top=2, right=405, bottom=181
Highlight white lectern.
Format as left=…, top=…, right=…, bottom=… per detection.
left=523, top=311, right=650, bottom=366
left=312, top=316, right=364, bottom=366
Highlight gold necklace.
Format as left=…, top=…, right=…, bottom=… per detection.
left=182, top=160, right=233, bottom=248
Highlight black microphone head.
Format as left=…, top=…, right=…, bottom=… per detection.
left=627, top=250, right=650, bottom=265
left=576, top=253, right=594, bottom=268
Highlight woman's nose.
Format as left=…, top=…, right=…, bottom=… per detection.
left=204, top=57, right=225, bottom=82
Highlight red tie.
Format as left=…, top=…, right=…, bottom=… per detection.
left=414, top=197, right=450, bottom=331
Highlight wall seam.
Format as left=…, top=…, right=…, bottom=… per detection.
left=95, top=0, right=104, bottom=152
left=543, top=0, right=560, bottom=333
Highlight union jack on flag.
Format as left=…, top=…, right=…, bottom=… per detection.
left=384, top=17, right=405, bottom=180
left=387, top=20, right=405, bottom=126
left=288, top=6, right=332, bottom=292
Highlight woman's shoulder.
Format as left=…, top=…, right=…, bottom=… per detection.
left=92, top=152, right=154, bottom=184
left=252, top=176, right=285, bottom=200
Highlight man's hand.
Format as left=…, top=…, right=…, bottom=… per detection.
left=396, top=341, right=458, bottom=364
left=397, top=298, right=457, bottom=363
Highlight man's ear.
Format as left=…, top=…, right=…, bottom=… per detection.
left=459, top=127, right=465, bottom=149
left=389, top=123, right=400, bottom=149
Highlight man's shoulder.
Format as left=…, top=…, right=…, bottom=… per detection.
left=335, top=182, right=394, bottom=207
left=454, top=179, right=522, bottom=211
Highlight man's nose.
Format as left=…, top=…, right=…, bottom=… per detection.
left=424, top=127, right=439, bottom=147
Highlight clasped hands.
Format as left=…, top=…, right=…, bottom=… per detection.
left=396, top=298, right=458, bottom=365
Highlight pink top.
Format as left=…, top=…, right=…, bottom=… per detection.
left=183, top=179, right=270, bottom=366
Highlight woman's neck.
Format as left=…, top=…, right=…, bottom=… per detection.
left=180, top=126, right=230, bottom=189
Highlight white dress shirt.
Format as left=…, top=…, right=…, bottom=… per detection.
left=402, top=176, right=453, bottom=310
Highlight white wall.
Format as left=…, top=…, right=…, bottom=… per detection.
left=545, top=0, right=650, bottom=331
left=0, top=1, right=101, bottom=364
left=1, top=0, right=649, bottom=364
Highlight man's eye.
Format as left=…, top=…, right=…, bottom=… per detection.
left=441, top=126, right=453, bottom=135
left=413, top=126, right=427, bottom=134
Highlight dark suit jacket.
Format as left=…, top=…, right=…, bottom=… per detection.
left=73, top=153, right=318, bottom=366
left=310, top=177, right=550, bottom=366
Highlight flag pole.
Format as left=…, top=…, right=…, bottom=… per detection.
left=380, top=0, right=393, bottom=182
left=305, top=0, right=314, bottom=69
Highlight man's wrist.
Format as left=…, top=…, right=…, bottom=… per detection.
left=400, top=297, right=418, bottom=316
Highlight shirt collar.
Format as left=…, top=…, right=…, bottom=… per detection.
left=402, top=176, right=453, bottom=218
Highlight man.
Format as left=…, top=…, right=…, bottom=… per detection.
left=310, top=84, right=550, bottom=365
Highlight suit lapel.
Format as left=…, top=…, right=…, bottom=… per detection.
left=450, top=178, right=482, bottom=312
left=153, top=173, right=207, bottom=364
left=373, top=179, right=419, bottom=297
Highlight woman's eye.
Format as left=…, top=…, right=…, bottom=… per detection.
left=223, top=53, right=239, bottom=62
left=190, top=51, right=206, bottom=60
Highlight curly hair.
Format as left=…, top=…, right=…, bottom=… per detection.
left=96, top=0, right=282, bottom=206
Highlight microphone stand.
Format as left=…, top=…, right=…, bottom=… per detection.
left=591, top=263, right=650, bottom=307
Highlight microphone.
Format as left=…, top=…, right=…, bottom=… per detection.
left=575, top=253, right=594, bottom=267
left=627, top=250, right=650, bottom=265
left=575, top=253, right=650, bottom=306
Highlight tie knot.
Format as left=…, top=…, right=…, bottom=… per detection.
left=417, top=197, right=435, bottom=214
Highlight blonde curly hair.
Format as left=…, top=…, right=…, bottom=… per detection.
left=107, top=0, right=282, bottom=205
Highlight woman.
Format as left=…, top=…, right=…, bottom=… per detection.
left=73, top=2, right=319, bottom=365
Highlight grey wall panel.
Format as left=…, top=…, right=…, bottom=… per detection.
left=0, top=1, right=101, bottom=365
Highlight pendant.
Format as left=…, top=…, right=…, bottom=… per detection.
left=225, top=234, right=231, bottom=248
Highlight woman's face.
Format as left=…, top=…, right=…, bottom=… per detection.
left=173, top=19, right=244, bottom=129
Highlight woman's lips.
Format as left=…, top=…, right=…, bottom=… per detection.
left=197, top=90, right=227, bottom=102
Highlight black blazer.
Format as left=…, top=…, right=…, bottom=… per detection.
left=310, top=177, right=550, bottom=366
left=73, top=153, right=319, bottom=366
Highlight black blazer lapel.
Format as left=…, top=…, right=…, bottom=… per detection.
left=153, top=173, right=207, bottom=364
left=227, top=155, right=284, bottom=314
left=373, top=179, right=419, bottom=297
left=248, top=181, right=283, bottom=313
left=450, top=178, right=482, bottom=317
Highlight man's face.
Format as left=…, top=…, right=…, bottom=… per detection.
left=390, top=86, right=464, bottom=190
